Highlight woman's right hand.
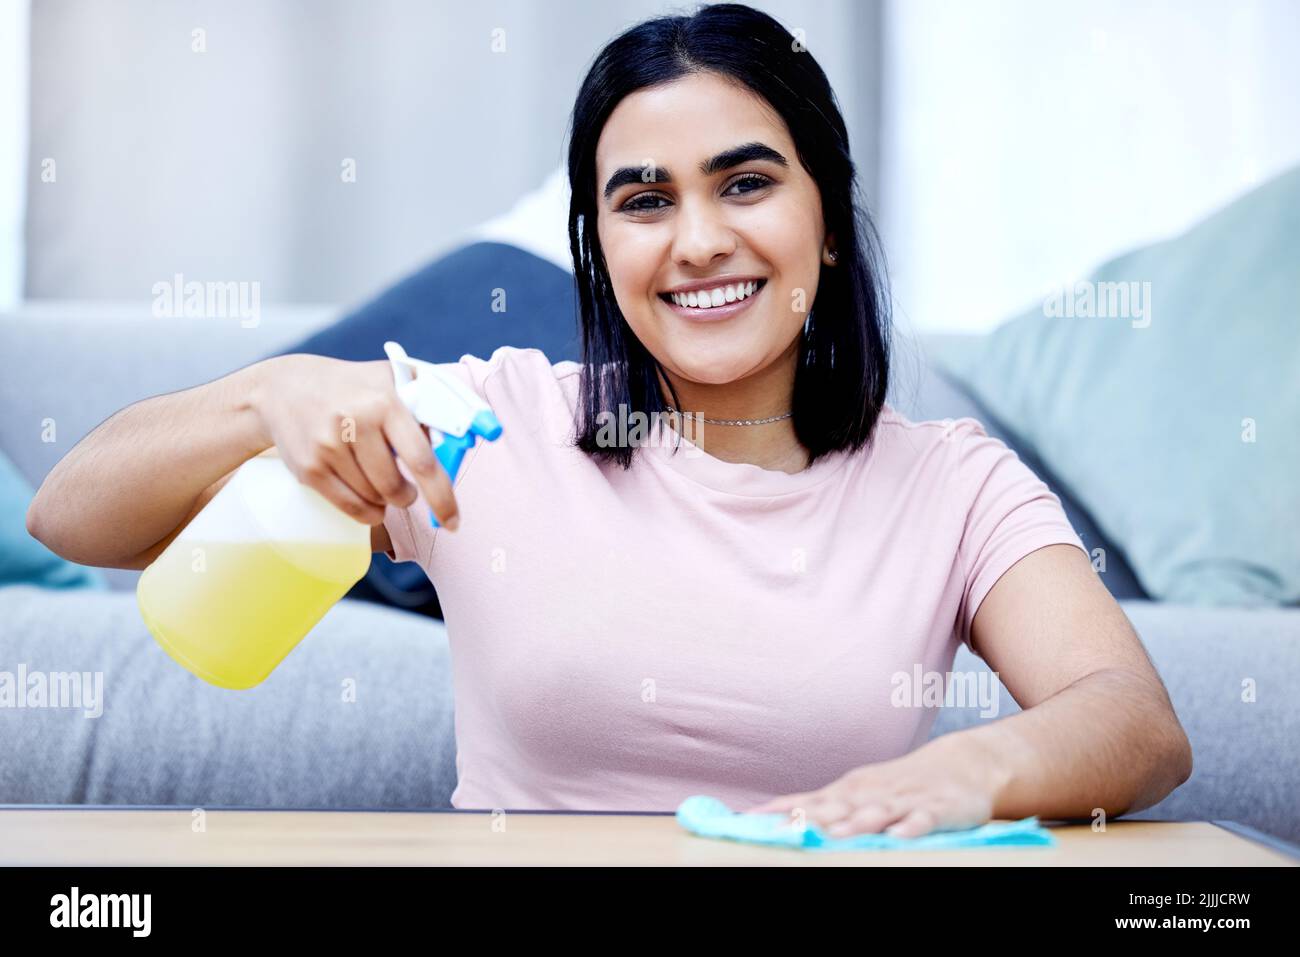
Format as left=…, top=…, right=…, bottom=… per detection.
left=248, top=353, right=459, bottom=530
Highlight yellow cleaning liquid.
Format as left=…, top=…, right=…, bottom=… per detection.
left=137, top=539, right=371, bottom=690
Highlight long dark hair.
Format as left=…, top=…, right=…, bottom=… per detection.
left=567, top=2, right=891, bottom=469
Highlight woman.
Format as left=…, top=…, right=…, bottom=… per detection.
left=28, top=3, right=1191, bottom=837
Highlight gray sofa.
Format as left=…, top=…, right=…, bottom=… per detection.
left=3, top=304, right=1298, bottom=847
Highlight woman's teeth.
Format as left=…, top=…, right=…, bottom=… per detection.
left=665, top=279, right=764, bottom=309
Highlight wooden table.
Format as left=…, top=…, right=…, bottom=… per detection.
left=1, top=807, right=1295, bottom=865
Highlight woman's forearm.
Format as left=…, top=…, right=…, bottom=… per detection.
left=934, top=667, right=1194, bottom=822
left=26, top=357, right=277, bottom=568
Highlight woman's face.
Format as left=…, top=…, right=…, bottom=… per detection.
left=594, top=72, right=829, bottom=390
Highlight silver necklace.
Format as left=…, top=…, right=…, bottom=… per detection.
left=662, top=406, right=793, bottom=426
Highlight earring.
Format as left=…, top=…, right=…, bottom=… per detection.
left=825, top=248, right=838, bottom=265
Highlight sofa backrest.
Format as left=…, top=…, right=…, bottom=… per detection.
left=2, top=303, right=336, bottom=589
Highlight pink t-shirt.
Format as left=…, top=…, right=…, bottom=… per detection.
left=383, top=346, right=1086, bottom=812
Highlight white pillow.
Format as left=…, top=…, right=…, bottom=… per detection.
left=464, top=164, right=573, bottom=274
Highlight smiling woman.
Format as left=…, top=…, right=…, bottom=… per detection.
left=29, top=1, right=1191, bottom=840
left=568, top=16, right=891, bottom=475
left=356, top=2, right=1193, bottom=834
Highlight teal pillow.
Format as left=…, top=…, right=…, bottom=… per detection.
left=1, top=450, right=107, bottom=590
left=935, top=166, right=1300, bottom=606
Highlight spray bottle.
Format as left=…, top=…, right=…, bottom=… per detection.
left=136, top=341, right=502, bottom=689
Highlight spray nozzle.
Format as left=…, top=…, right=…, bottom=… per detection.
left=384, top=341, right=503, bottom=524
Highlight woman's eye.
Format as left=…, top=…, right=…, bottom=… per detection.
left=620, top=192, right=669, bottom=213
left=726, top=173, right=772, bottom=196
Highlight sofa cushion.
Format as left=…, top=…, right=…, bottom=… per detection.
left=274, top=242, right=579, bottom=365
left=5, top=583, right=1297, bottom=845
left=934, top=166, right=1300, bottom=605
left=0, top=585, right=457, bottom=808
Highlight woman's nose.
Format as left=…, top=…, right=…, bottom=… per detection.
left=670, top=200, right=737, bottom=267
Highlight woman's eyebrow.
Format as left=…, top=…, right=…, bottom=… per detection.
left=602, top=141, right=789, bottom=200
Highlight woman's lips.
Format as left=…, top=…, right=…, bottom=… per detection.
left=658, top=279, right=767, bottom=322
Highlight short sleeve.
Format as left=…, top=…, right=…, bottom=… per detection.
left=950, top=418, right=1087, bottom=654
left=378, top=348, right=513, bottom=567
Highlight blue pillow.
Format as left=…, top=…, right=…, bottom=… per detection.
left=2, top=450, right=107, bottom=590
left=278, top=242, right=579, bottom=363
left=935, top=166, right=1300, bottom=606
left=265, top=242, right=578, bottom=617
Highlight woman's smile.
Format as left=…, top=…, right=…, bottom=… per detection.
left=657, top=277, right=768, bottom=322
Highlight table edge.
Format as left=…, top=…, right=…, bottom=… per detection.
left=1211, top=821, right=1300, bottom=862
left=3, top=803, right=1296, bottom=854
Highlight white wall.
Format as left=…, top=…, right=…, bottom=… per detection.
left=879, top=0, right=1300, bottom=334
left=23, top=0, right=880, bottom=308
left=0, top=0, right=29, bottom=309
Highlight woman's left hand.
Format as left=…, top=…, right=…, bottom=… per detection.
left=743, top=736, right=1006, bottom=839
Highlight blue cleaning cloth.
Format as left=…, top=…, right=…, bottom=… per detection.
left=675, top=795, right=1056, bottom=851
